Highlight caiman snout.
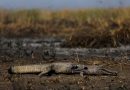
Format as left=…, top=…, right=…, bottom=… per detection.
left=71, top=64, right=117, bottom=76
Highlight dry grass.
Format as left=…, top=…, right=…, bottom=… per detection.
left=0, top=8, right=130, bottom=47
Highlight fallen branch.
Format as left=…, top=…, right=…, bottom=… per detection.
left=9, top=62, right=117, bottom=77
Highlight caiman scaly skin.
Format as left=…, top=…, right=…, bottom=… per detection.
left=10, top=62, right=117, bottom=76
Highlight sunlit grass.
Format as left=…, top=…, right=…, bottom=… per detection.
left=0, top=8, right=130, bottom=47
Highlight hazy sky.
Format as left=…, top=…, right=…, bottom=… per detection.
left=0, top=0, right=130, bottom=9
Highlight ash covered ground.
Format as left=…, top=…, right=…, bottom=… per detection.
left=0, top=38, right=130, bottom=90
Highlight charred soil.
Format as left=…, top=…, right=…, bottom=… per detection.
left=0, top=57, right=130, bottom=90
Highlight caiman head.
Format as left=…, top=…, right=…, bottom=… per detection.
left=71, top=64, right=117, bottom=76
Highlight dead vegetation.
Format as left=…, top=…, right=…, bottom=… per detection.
left=0, top=8, right=130, bottom=47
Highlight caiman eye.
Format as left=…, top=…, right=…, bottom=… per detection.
left=71, top=65, right=78, bottom=69
left=84, top=67, right=88, bottom=70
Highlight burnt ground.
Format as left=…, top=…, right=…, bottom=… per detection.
left=0, top=57, right=130, bottom=90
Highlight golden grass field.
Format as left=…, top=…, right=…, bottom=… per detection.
left=0, top=8, right=130, bottom=48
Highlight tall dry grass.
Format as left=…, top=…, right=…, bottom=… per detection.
left=0, top=8, right=130, bottom=47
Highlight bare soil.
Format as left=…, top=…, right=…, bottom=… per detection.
left=0, top=57, right=130, bottom=90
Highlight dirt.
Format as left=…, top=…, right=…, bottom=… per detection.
left=0, top=57, right=130, bottom=90
left=0, top=38, right=130, bottom=90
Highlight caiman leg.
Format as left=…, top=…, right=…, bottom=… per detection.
left=38, top=70, right=50, bottom=77
left=38, top=65, right=53, bottom=77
